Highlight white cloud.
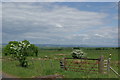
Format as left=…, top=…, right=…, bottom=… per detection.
left=2, top=2, right=118, bottom=46
left=55, top=23, right=64, bottom=28
left=2, top=0, right=119, bottom=2
left=0, top=2, right=2, bottom=44
left=95, top=34, right=105, bottom=38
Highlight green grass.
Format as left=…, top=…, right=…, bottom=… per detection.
left=0, top=52, right=2, bottom=72
left=2, top=47, right=119, bottom=78
left=2, top=59, right=118, bottom=78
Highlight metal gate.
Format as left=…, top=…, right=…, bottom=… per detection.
left=60, top=58, right=100, bottom=74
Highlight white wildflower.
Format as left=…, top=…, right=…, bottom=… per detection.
left=10, top=47, right=13, bottom=49
left=20, top=41, right=22, bottom=44
left=17, top=47, right=21, bottom=51
left=22, top=42, right=25, bottom=45
left=27, top=44, right=30, bottom=47
left=13, top=47, right=17, bottom=50
left=11, top=44, right=13, bottom=45
left=81, top=52, right=83, bottom=54
left=19, top=44, right=22, bottom=47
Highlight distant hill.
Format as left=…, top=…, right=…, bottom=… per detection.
left=35, top=44, right=118, bottom=48
left=35, top=44, right=92, bottom=47
left=2, top=43, right=118, bottom=47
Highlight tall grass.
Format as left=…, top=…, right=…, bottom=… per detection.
left=2, top=47, right=119, bottom=78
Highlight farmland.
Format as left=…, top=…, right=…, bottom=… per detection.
left=1, top=47, right=119, bottom=78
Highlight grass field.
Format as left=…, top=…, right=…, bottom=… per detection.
left=2, top=47, right=119, bottom=78
left=0, top=48, right=2, bottom=72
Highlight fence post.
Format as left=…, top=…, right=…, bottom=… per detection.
left=98, top=55, right=104, bottom=74
left=107, top=54, right=111, bottom=73
left=60, top=58, right=66, bottom=70
left=60, top=60, right=64, bottom=69
left=50, top=59, right=53, bottom=69
left=63, top=58, right=67, bottom=70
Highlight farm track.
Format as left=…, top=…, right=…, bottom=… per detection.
left=34, top=75, right=64, bottom=78
left=1, top=71, right=64, bottom=79
left=1, top=58, right=18, bottom=79
left=2, top=72, right=20, bottom=79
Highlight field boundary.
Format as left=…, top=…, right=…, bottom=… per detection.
left=60, top=56, right=111, bottom=74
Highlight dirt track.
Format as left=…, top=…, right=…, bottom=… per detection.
left=2, top=72, right=19, bottom=78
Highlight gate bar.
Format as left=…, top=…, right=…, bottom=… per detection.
left=110, top=66, right=120, bottom=77
left=64, top=58, right=100, bottom=61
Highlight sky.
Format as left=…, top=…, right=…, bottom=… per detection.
left=1, top=0, right=120, bottom=2
left=0, top=2, right=1, bottom=46
left=2, top=2, right=118, bottom=47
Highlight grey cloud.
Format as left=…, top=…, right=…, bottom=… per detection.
left=2, top=2, right=117, bottom=46
left=0, top=2, right=2, bottom=44
left=2, top=0, right=119, bottom=2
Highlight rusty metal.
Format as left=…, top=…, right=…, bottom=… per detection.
left=66, top=64, right=98, bottom=68
left=64, top=58, right=100, bottom=61
left=63, top=58, right=99, bottom=74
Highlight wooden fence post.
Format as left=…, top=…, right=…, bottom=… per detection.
left=98, top=55, right=104, bottom=74
left=60, top=60, right=64, bottom=69
left=63, top=58, right=67, bottom=70
left=107, top=58, right=110, bottom=73
left=60, top=58, right=66, bottom=70
left=50, top=59, right=53, bottom=69
left=107, top=54, right=111, bottom=73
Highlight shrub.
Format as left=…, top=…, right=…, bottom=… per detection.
left=3, top=40, right=39, bottom=67
left=71, top=50, right=87, bottom=58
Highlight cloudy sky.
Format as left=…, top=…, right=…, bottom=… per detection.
left=0, top=2, right=1, bottom=45
left=1, top=0, right=119, bottom=2
left=2, top=2, right=118, bottom=46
